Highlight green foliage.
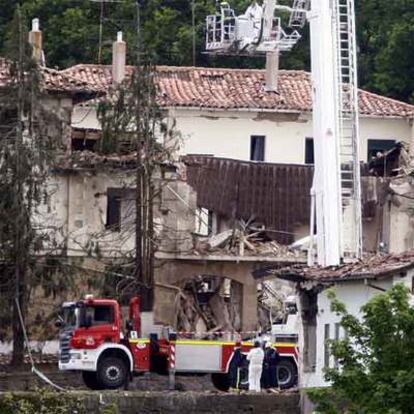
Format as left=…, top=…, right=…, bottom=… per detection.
left=0, top=1, right=410, bottom=102
left=356, top=0, right=414, bottom=102
left=0, top=390, right=86, bottom=414
left=0, top=6, right=73, bottom=363
left=97, top=54, right=180, bottom=309
left=310, top=284, right=414, bottom=414
left=99, top=403, right=119, bottom=414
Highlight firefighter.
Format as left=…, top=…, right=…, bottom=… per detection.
left=229, top=341, right=244, bottom=391
left=261, top=341, right=280, bottom=389
left=247, top=340, right=264, bottom=392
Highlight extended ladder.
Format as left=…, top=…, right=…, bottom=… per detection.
left=333, top=0, right=362, bottom=258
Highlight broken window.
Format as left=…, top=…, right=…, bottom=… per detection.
left=195, top=207, right=211, bottom=236
left=367, top=139, right=396, bottom=162
left=305, top=138, right=314, bottom=164
left=72, top=129, right=101, bottom=152
left=250, top=135, right=265, bottom=161
left=106, top=188, right=136, bottom=232
left=72, top=138, right=97, bottom=152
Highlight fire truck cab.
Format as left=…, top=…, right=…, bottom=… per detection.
left=57, top=296, right=298, bottom=390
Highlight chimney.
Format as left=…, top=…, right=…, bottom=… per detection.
left=264, top=51, right=279, bottom=92
left=28, top=18, right=45, bottom=66
left=112, top=31, right=126, bottom=84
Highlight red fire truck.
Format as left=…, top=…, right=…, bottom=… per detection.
left=57, top=295, right=298, bottom=390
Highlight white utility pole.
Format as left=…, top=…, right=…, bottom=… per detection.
left=309, top=0, right=342, bottom=266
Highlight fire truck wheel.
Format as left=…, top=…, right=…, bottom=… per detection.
left=277, top=359, right=298, bottom=389
left=211, top=373, right=230, bottom=392
left=97, top=357, right=128, bottom=389
left=82, top=371, right=101, bottom=390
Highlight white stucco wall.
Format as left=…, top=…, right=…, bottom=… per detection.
left=302, top=270, right=414, bottom=388
left=73, top=105, right=413, bottom=164
left=173, top=109, right=412, bottom=163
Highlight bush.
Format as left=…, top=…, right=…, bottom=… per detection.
left=0, top=390, right=86, bottom=414
left=309, top=284, right=414, bottom=414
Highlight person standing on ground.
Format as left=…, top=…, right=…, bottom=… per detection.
left=229, top=341, right=244, bottom=391
left=261, top=341, right=280, bottom=390
left=247, top=340, right=264, bottom=392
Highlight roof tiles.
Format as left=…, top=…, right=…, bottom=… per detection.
left=61, top=64, right=414, bottom=118
left=267, top=251, right=414, bottom=283
left=0, top=58, right=98, bottom=94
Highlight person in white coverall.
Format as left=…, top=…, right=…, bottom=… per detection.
left=247, top=340, right=265, bottom=392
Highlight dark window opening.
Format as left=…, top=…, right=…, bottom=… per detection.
left=72, top=138, right=97, bottom=152
left=305, top=138, right=314, bottom=164
left=367, top=139, right=396, bottom=162
left=250, top=135, right=265, bottom=161
left=106, top=188, right=122, bottom=232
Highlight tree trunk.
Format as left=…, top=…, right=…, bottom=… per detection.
left=11, top=267, right=25, bottom=367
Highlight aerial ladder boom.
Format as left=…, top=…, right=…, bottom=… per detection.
left=205, top=0, right=362, bottom=266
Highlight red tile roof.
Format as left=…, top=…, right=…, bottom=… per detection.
left=61, top=64, right=414, bottom=118
left=264, top=251, right=414, bottom=283
left=0, top=58, right=98, bottom=94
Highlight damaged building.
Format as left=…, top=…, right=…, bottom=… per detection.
left=2, top=21, right=414, bottom=343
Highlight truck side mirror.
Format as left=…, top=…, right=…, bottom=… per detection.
left=55, top=319, right=63, bottom=329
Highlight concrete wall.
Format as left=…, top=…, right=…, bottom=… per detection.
left=38, top=169, right=197, bottom=257
left=300, top=271, right=414, bottom=388
left=73, top=106, right=412, bottom=164
left=0, top=391, right=300, bottom=414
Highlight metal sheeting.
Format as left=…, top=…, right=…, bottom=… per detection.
left=184, top=156, right=314, bottom=244
left=175, top=343, right=222, bottom=372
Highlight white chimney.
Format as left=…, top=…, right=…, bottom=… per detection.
left=28, top=18, right=45, bottom=66
left=112, top=31, right=126, bottom=84
left=264, top=51, right=279, bottom=92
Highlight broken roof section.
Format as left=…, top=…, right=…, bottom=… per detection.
left=0, top=58, right=100, bottom=95
left=256, top=251, right=414, bottom=283
left=61, top=65, right=414, bottom=118
left=184, top=156, right=313, bottom=245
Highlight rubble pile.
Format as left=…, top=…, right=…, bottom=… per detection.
left=193, top=227, right=304, bottom=259
left=175, top=277, right=240, bottom=337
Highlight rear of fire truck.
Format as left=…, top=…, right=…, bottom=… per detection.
left=57, top=296, right=298, bottom=390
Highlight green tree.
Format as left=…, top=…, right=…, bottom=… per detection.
left=0, top=2, right=410, bottom=99
left=0, top=6, right=67, bottom=366
left=309, top=284, right=414, bottom=414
